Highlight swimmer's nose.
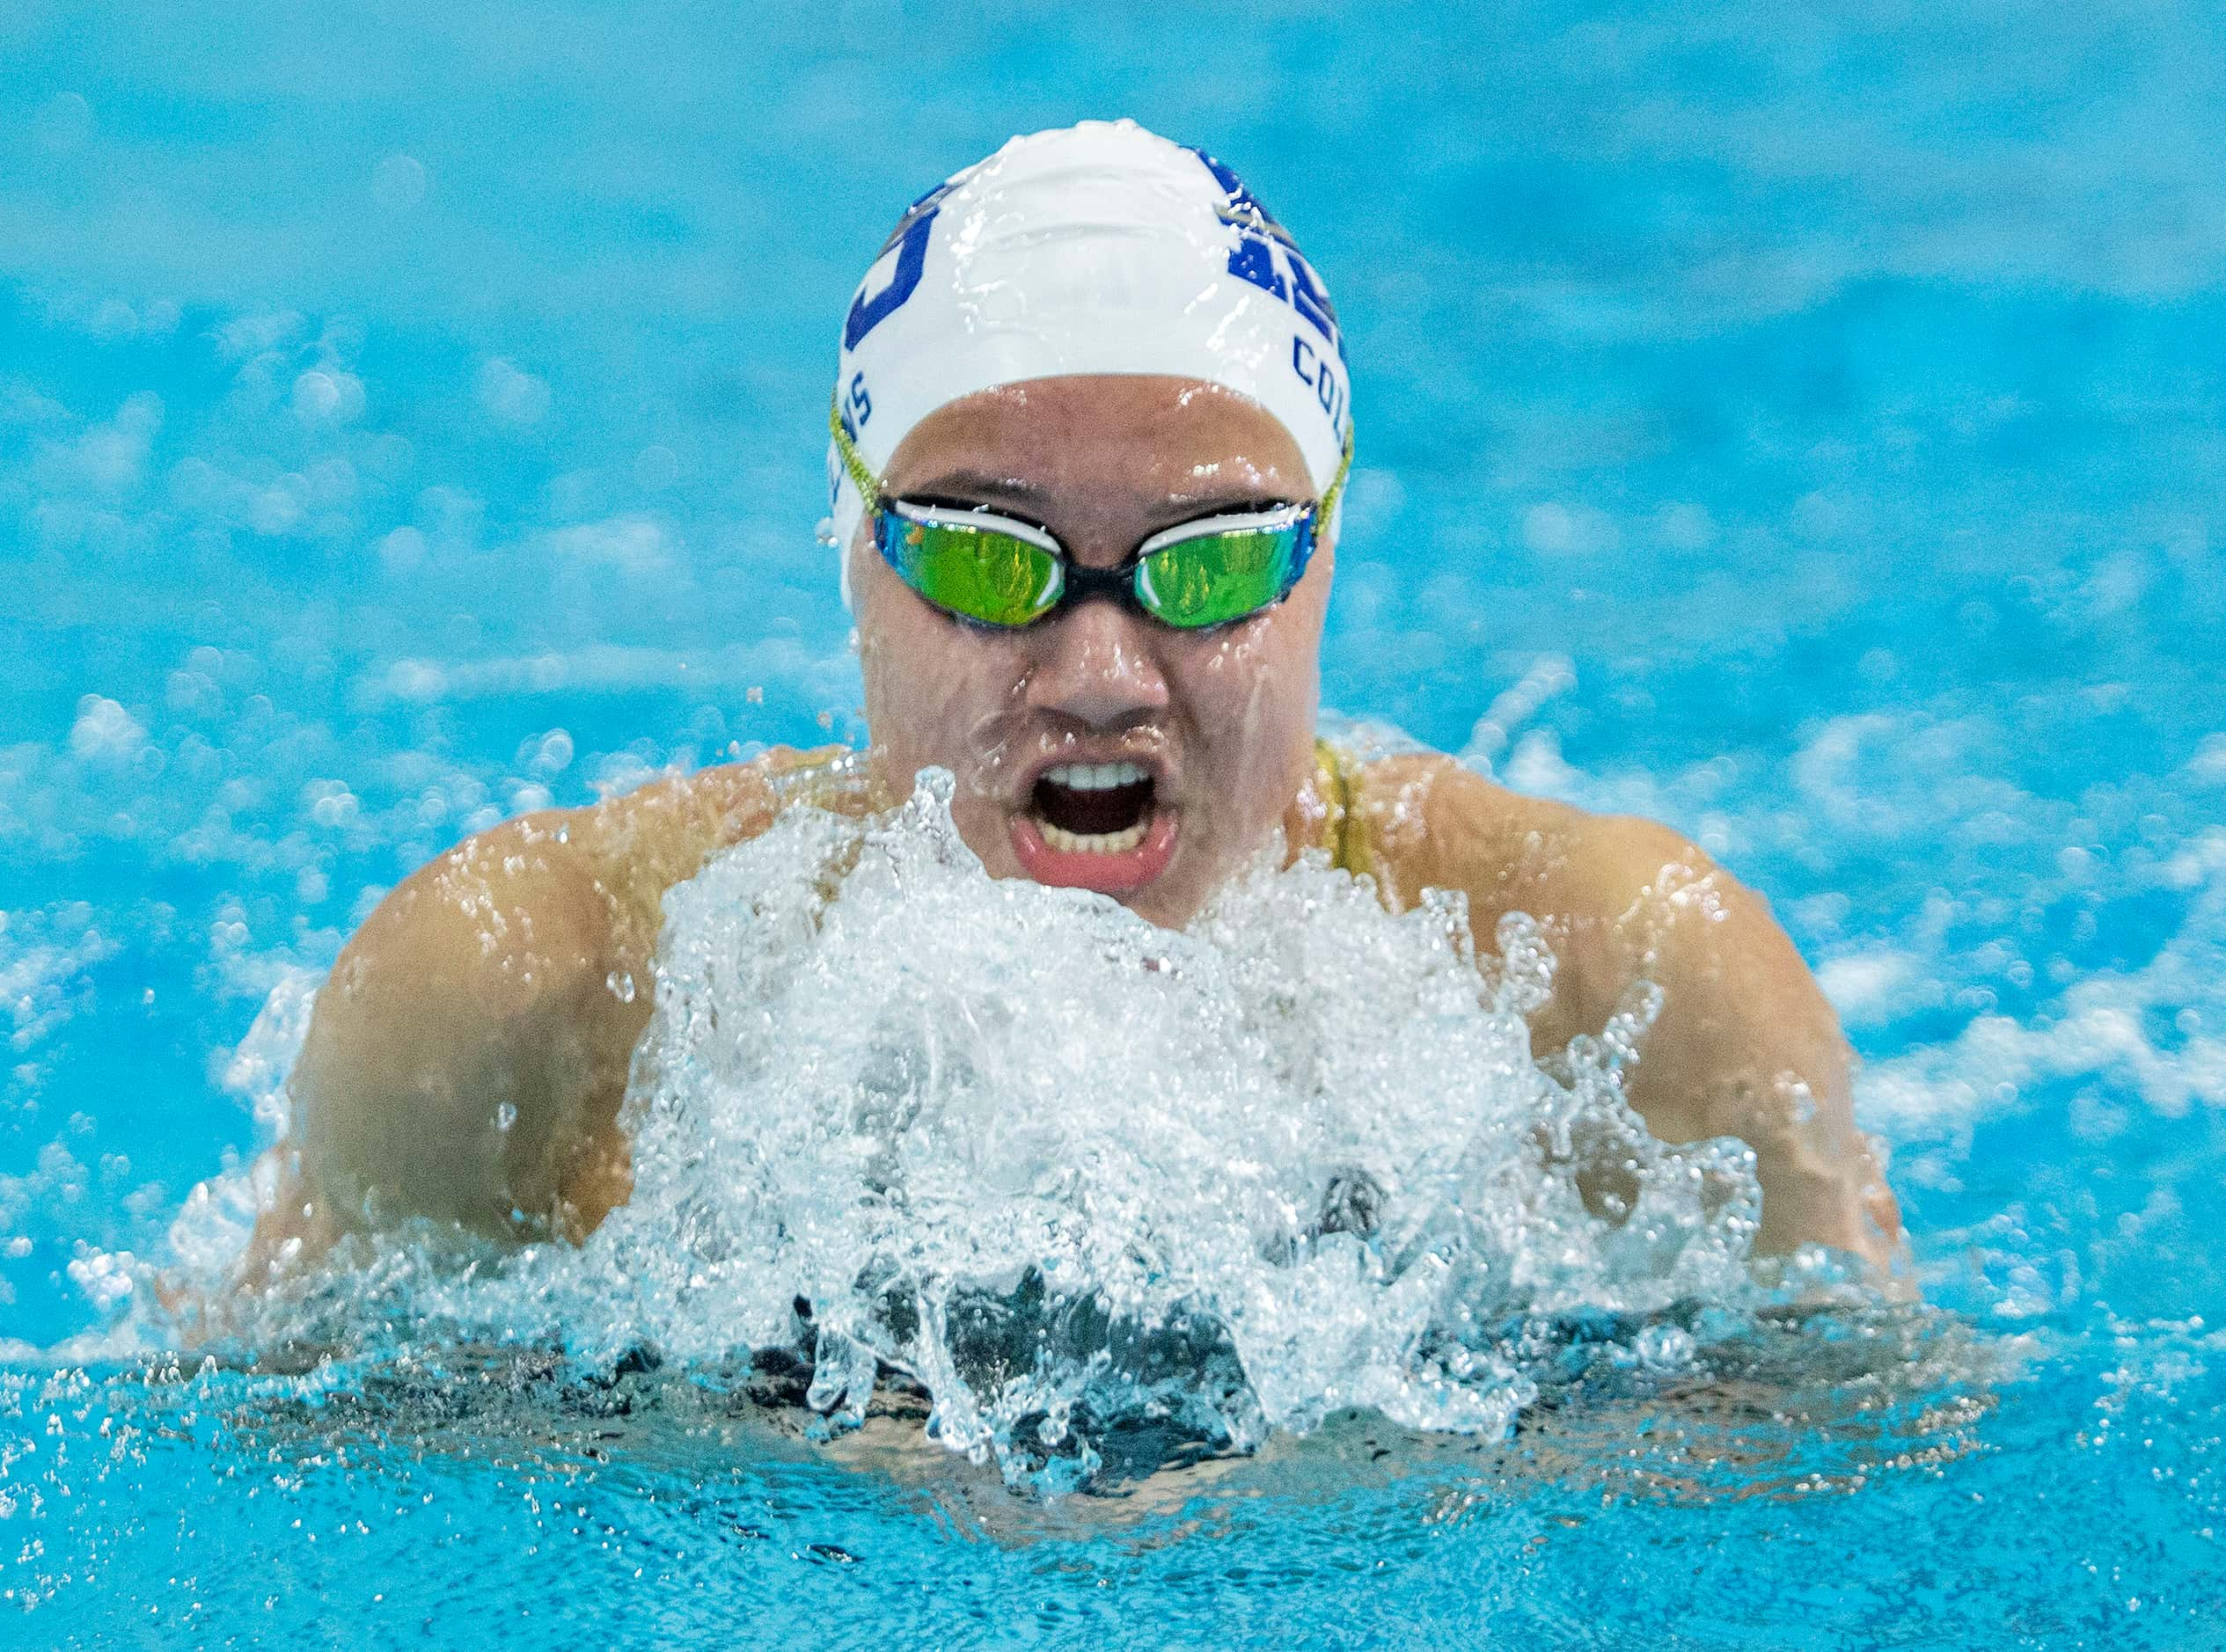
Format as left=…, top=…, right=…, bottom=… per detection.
left=1025, top=600, right=1170, bottom=731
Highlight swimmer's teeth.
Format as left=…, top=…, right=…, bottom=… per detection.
left=1042, top=760, right=1148, bottom=791
left=1038, top=817, right=1150, bottom=855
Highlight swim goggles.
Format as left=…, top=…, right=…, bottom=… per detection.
left=831, top=398, right=1351, bottom=630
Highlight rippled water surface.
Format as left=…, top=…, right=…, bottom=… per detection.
left=5, top=1, right=2226, bottom=1644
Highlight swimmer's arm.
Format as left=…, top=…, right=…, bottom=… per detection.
left=1357, top=757, right=1902, bottom=1271
left=245, top=749, right=837, bottom=1277
left=260, top=817, right=648, bottom=1260
left=1549, top=813, right=1904, bottom=1269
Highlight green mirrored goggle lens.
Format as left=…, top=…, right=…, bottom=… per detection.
left=1134, top=523, right=1304, bottom=629
left=876, top=505, right=1313, bottom=630
left=840, top=391, right=1348, bottom=632
left=879, top=515, right=1064, bottom=626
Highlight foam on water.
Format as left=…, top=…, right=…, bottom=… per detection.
left=186, top=770, right=1798, bottom=1494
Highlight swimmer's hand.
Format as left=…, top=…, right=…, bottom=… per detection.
left=244, top=747, right=848, bottom=1283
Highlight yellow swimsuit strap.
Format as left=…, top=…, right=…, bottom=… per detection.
left=1314, top=735, right=1370, bottom=878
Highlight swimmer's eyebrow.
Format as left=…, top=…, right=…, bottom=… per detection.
left=891, top=469, right=1052, bottom=510
left=895, top=468, right=1304, bottom=521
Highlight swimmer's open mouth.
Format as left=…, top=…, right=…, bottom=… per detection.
left=1030, top=761, right=1155, bottom=853
left=1011, top=760, right=1180, bottom=894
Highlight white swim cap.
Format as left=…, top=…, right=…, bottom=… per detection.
left=826, top=119, right=1352, bottom=601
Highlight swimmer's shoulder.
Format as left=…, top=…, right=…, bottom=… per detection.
left=376, top=743, right=860, bottom=963
left=1343, top=749, right=1710, bottom=927
left=569, top=743, right=856, bottom=851
left=269, top=746, right=865, bottom=1258
left=558, top=744, right=860, bottom=922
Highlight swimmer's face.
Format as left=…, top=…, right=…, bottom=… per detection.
left=853, top=376, right=1332, bottom=929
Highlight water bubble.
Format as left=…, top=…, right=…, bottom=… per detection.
left=249, top=484, right=302, bottom=536
left=527, top=729, right=574, bottom=776
left=33, top=92, right=92, bottom=154
left=304, top=780, right=360, bottom=829
left=290, top=369, right=364, bottom=426
left=1633, top=1321, right=1695, bottom=1371
left=1521, top=501, right=1619, bottom=556
left=69, top=696, right=146, bottom=764
left=476, top=358, right=550, bottom=427
left=90, top=298, right=138, bottom=340
left=66, top=1246, right=137, bottom=1311
left=295, top=370, right=341, bottom=421
left=370, top=154, right=428, bottom=212
left=377, top=526, right=427, bottom=576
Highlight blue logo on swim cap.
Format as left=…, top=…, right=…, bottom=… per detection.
left=1185, top=148, right=1344, bottom=364
left=845, top=180, right=957, bottom=352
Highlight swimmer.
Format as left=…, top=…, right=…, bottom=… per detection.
left=245, top=121, right=1902, bottom=1284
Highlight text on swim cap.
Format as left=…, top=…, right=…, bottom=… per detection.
left=1291, top=337, right=1345, bottom=432
left=1188, top=149, right=1347, bottom=439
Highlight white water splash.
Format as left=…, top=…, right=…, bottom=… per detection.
left=170, top=771, right=1768, bottom=1493
left=442, top=771, right=1753, bottom=1486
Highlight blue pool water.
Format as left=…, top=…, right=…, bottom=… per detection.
left=6, top=1, right=2226, bottom=1643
